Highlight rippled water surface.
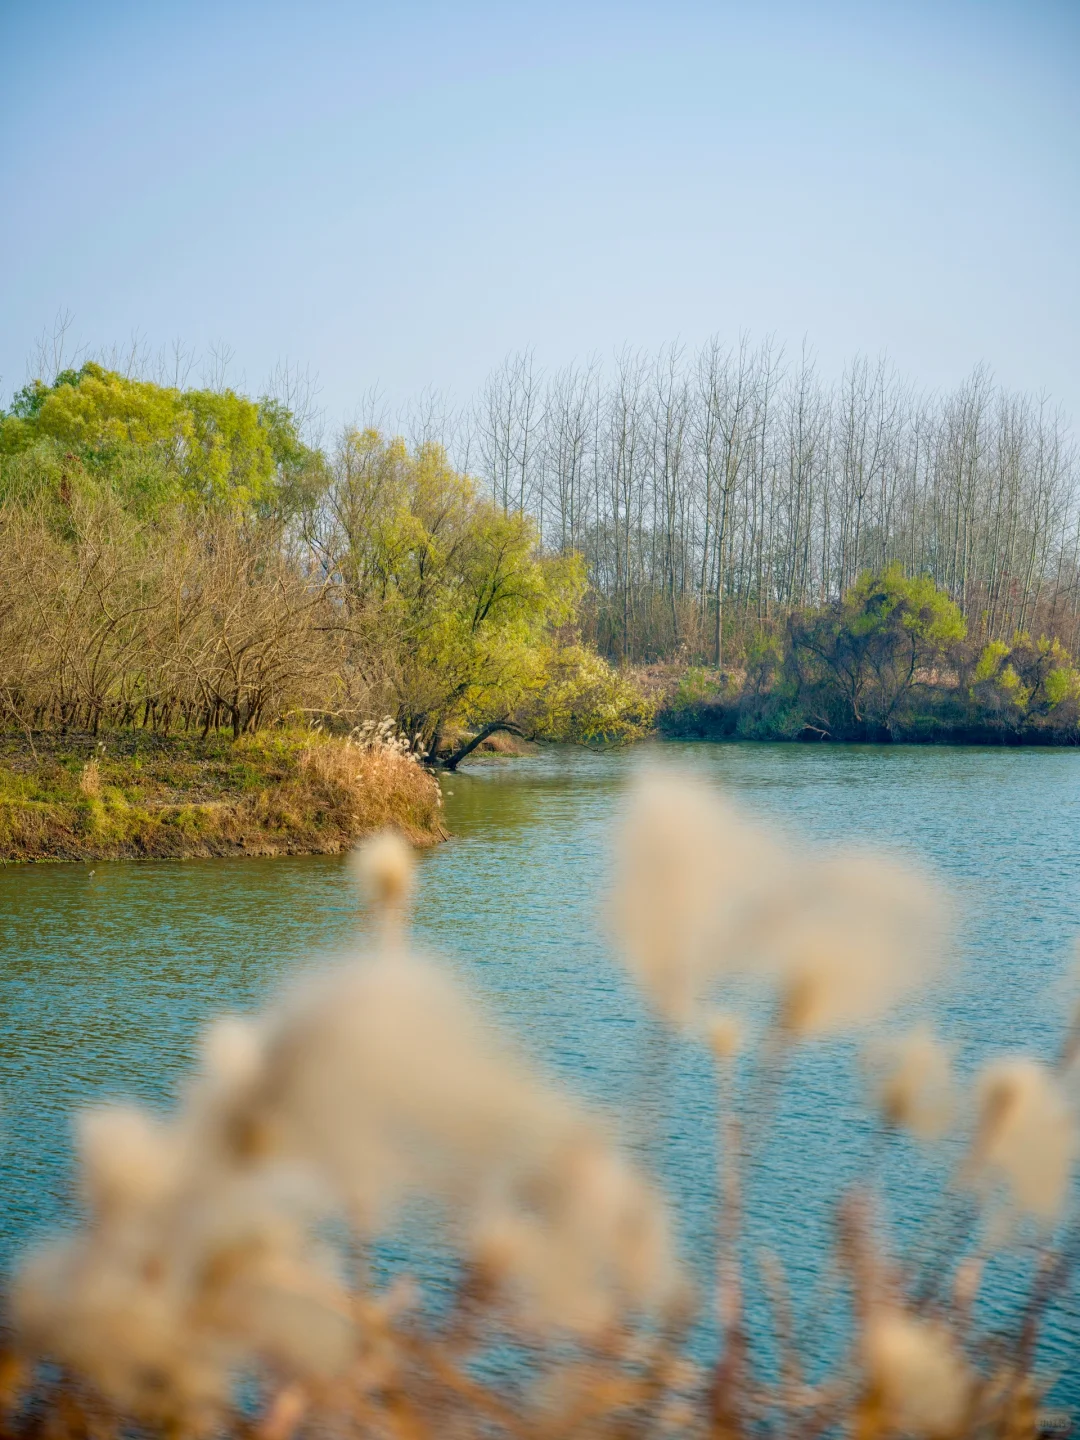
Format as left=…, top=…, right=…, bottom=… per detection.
left=2, top=743, right=1079, bottom=1400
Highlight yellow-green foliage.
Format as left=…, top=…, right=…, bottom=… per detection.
left=787, top=565, right=967, bottom=733
left=321, top=430, right=598, bottom=748
left=845, top=563, right=966, bottom=648
left=527, top=644, right=656, bottom=743
left=972, top=632, right=1080, bottom=717
left=997, top=663, right=1030, bottom=707
left=0, top=730, right=444, bottom=863
left=0, top=363, right=314, bottom=512
left=1044, top=661, right=1080, bottom=707
left=972, top=639, right=1010, bottom=685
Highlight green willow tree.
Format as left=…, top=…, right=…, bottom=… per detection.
left=786, top=565, right=966, bottom=738
left=305, top=429, right=648, bottom=758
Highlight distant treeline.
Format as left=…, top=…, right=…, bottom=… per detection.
left=451, top=343, right=1079, bottom=663
left=0, top=363, right=648, bottom=751
left=4, top=338, right=1079, bottom=751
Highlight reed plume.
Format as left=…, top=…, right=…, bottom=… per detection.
left=610, top=766, right=945, bottom=1036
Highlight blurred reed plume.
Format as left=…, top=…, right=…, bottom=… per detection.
left=609, top=770, right=945, bottom=1033
left=2, top=774, right=1078, bottom=1440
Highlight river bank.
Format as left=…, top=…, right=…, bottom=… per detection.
left=0, top=730, right=446, bottom=863
left=655, top=694, right=1080, bottom=745
left=4, top=678, right=1075, bottom=867
left=641, top=659, right=1080, bottom=746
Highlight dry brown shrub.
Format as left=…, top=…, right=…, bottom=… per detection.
left=0, top=494, right=342, bottom=740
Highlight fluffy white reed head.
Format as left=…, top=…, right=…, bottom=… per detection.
left=864, top=1309, right=971, bottom=1436
left=705, top=1010, right=743, bottom=1062
left=773, top=852, right=945, bottom=1037
left=972, top=1056, right=1076, bottom=1222
left=350, top=830, right=414, bottom=913
left=470, top=1134, right=682, bottom=1336
left=77, top=1105, right=181, bottom=1219
left=224, top=950, right=685, bottom=1333
left=611, top=768, right=946, bottom=1036
left=200, top=1016, right=265, bottom=1093
left=610, top=768, right=779, bottom=1025
left=866, top=1026, right=954, bottom=1139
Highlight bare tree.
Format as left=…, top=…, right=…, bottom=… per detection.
left=462, top=339, right=1079, bottom=664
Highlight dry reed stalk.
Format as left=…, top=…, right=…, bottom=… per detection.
left=77, top=759, right=101, bottom=798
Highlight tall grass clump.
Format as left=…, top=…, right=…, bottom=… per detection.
left=1, top=779, right=1078, bottom=1438
left=297, top=722, right=444, bottom=847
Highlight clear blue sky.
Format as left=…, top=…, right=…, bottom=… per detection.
left=2, top=0, right=1078, bottom=428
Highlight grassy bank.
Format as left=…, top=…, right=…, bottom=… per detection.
left=0, top=729, right=446, bottom=863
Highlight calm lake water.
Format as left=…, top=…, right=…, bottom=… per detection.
left=1, top=742, right=1078, bottom=1401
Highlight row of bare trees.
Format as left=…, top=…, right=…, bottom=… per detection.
left=443, top=342, right=1079, bottom=662
left=0, top=496, right=343, bottom=739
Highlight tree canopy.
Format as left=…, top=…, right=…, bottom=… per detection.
left=305, top=429, right=643, bottom=752
left=787, top=565, right=966, bottom=737
left=0, top=400, right=649, bottom=750
left=0, top=363, right=320, bottom=514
